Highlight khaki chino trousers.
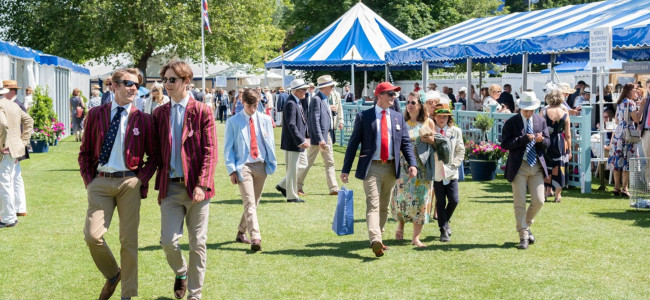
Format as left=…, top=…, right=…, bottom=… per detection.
left=511, top=161, right=545, bottom=240
left=237, top=162, right=267, bottom=240
left=363, top=161, right=397, bottom=245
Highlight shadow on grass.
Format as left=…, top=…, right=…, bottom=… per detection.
left=140, top=241, right=236, bottom=252
left=470, top=198, right=514, bottom=204
left=155, top=297, right=175, bottom=300
left=211, top=199, right=286, bottom=205
left=46, top=169, right=80, bottom=172
left=590, top=210, right=650, bottom=228
left=413, top=242, right=518, bottom=251
left=262, top=240, right=378, bottom=262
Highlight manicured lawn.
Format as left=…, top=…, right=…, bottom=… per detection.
left=1, top=122, right=649, bottom=299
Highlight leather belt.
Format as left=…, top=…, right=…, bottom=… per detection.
left=170, top=177, right=185, bottom=182
left=372, top=159, right=394, bottom=164
left=97, top=171, right=136, bottom=178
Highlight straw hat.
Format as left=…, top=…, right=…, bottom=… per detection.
left=289, top=79, right=309, bottom=90
left=434, top=103, right=452, bottom=116
left=517, top=91, right=541, bottom=111
left=558, top=82, right=576, bottom=94
left=2, top=80, right=21, bottom=89
left=0, top=80, right=9, bottom=95
left=316, top=75, right=336, bottom=89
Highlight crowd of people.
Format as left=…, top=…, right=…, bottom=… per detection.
left=3, top=56, right=650, bottom=299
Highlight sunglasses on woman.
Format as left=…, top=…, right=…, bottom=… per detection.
left=407, top=100, right=418, bottom=105
left=162, top=77, right=183, bottom=84
left=115, top=80, right=140, bottom=89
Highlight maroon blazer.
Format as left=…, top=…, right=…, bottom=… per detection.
left=152, top=98, right=218, bottom=201
left=78, top=103, right=158, bottom=198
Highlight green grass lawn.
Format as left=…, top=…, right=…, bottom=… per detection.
left=2, top=122, right=650, bottom=299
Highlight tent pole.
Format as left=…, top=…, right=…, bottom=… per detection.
left=363, top=70, right=367, bottom=97
left=264, top=68, right=268, bottom=88
left=522, top=53, right=529, bottom=91
left=385, top=63, right=389, bottom=82
left=550, top=54, right=556, bottom=84
left=281, top=64, right=286, bottom=90
left=351, top=64, right=355, bottom=99
left=467, top=57, right=472, bottom=111
left=422, top=61, right=428, bottom=94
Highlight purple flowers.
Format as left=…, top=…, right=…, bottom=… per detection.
left=465, top=140, right=509, bottom=161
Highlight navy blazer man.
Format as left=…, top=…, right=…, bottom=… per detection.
left=280, top=93, right=308, bottom=152
left=501, top=111, right=550, bottom=182
left=308, top=90, right=332, bottom=145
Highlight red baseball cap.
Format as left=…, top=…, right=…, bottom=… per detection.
left=374, top=82, right=401, bottom=97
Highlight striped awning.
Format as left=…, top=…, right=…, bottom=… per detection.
left=265, top=2, right=412, bottom=70
left=386, top=0, right=650, bottom=65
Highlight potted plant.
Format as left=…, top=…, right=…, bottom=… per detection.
left=473, top=113, right=493, bottom=141
left=51, top=119, right=66, bottom=145
left=29, top=87, right=58, bottom=152
left=30, top=128, right=51, bottom=153
left=465, top=140, right=508, bottom=181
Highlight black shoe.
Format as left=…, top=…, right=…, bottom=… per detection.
left=446, top=222, right=452, bottom=237
left=0, top=220, right=17, bottom=228
left=517, top=239, right=529, bottom=250
left=275, top=185, right=287, bottom=197
left=527, top=229, right=535, bottom=244
left=440, top=228, right=450, bottom=242
left=287, top=198, right=305, bottom=203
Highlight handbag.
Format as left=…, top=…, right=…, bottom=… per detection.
left=76, top=106, right=84, bottom=118
left=332, top=187, right=354, bottom=236
left=624, top=102, right=641, bottom=143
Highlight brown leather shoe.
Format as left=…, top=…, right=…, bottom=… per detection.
left=329, top=190, right=339, bottom=195
left=174, top=276, right=187, bottom=299
left=235, top=232, right=251, bottom=244
left=251, top=239, right=262, bottom=251
left=16, top=213, right=27, bottom=217
left=298, top=189, right=307, bottom=196
left=99, top=270, right=121, bottom=300
left=371, top=241, right=384, bottom=257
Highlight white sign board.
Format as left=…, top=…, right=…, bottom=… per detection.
left=214, top=76, right=227, bottom=87
left=589, top=27, right=612, bottom=67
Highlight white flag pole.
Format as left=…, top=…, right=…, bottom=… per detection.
left=201, top=0, right=206, bottom=92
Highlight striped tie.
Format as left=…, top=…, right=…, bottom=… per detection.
left=525, top=119, right=536, bottom=166
left=99, top=107, right=124, bottom=165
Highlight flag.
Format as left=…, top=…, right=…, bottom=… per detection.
left=202, top=0, right=212, bottom=34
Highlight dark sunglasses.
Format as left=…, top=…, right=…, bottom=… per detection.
left=115, top=80, right=140, bottom=88
left=382, top=91, right=397, bottom=97
left=106, top=83, right=112, bottom=86
left=407, top=100, right=418, bottom=105
left=162, top=77, right=183, bottom=84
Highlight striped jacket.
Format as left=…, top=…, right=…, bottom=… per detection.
left=152, top=98, right=218, bottom=201
left=78, top=103, right=158, bottom=198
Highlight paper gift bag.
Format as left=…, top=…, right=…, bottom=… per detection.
left=332, top=187, right=354, bottom=236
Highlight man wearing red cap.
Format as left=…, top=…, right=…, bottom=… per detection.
left=340, top=82, right=417, bottom=257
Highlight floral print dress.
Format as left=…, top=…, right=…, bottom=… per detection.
left=390, top=119, right=433, bottom=225
left=608, top=98, right=639, bottom=171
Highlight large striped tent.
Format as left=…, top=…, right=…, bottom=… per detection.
left=386, top=0, right=650, bottom=65
left=265, top=2, right=412, bottom=71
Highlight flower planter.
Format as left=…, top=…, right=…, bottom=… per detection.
left=469, top=159, right=497, bottom=181
left=49, top=139, right=58, bottom=146
left=30, top=140, right=49, bottom=153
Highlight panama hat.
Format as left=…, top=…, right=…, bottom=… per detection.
left=517, top=91, right=541, bottom=111
left=2, top=80, right=21, bottom=90
left=289, top=79, right=309, bottom=90
left=434, top=103, right=452, bottom=116
left=316, top=75, right=336, bottom=89
left=558, top=82, right=576, bottom=94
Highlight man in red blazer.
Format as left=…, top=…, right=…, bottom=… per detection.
left=78, top=68, right=157, bottom=300
left=153, top=60, right=218, bottom=300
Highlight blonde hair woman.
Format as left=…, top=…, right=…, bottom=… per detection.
left=144, top=84, right=169, bottom=114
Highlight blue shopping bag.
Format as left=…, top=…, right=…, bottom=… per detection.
left=332, top=187, right=354, bottom=236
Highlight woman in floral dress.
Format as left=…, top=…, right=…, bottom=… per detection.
left=391, top=92, right=435, bottom=247
left=608, top=83, right=641, bottom=198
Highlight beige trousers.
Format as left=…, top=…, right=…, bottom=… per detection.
left=642, top=130, right=650, bottom=182
left=237, top=162, right=267, bottom=240
left=512, top=161, right=545, bottom=240
left=297, top=135, right=339, bottom=192
left=83, top=176, right=141, bottom=298
left=278, top=150, right=308, bottom=200
left=160, top=182, right=210, bottom=300
left=363, top=161, right=397, bottom=244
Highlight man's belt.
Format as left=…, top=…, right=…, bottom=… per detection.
left=372, top=159, right=394, bottom=164
left=97, top=171, right=136, bottom=178
left=170, top=177, right=185, bottom=182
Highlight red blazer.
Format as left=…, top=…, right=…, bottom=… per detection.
left=152, top=98, right=218, bottom=201
left=78, top=103, right=158, bottom=198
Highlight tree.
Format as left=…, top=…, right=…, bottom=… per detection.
left=0, top=0, right=285, bottom=76
left=506, top=0, right=601, bottom=12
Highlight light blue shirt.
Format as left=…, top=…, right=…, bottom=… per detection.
left=245, top=111, right=266, bottom=164
left=372, top=105, right=394, bottom=161
left=97, top=100, right=131, bottom=173
left=169, top=95, right=189, bottom=178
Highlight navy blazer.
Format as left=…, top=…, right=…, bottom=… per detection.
left=342, top=106, right=417, bottom=180
left=280, top=94, right=308, bottom=152
left=500, top=113, right=551, bottom=183
left=308, top=91, right=331, bottom=145
left=344, top=92, right=355, bottom=102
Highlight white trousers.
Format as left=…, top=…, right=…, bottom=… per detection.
left=13, top=161, right=26, bottom=214
left=0, top=154, right=17, bottom=224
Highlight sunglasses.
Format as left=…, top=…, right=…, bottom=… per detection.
left=407, top=100, right=418, bottom=105
left=382, top=91, right=397, bottom=97
left=106, top=83, right=112, bottom=86
left=162, top=77, right=183, bottom=84
left=115, top=80, right=140, bottom=89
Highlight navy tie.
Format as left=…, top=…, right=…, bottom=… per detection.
left=99, top=106, right=125, bottom=165
left=525, top=119, right=537, bottom=167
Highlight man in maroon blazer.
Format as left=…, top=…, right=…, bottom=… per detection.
left=153, top=60, right=218, bottom=300
left=78, top=68, right=157, bottom=300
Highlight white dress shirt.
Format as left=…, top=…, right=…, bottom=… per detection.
left=372, top=105, right=394, bottom=160
left=97, top=100, right=132, bottom=172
